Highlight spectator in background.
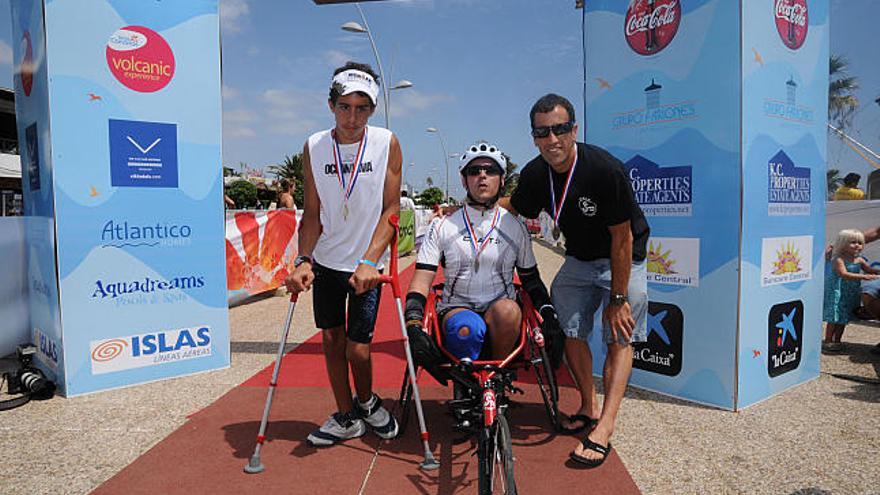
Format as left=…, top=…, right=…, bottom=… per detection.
left=278, top=179, right=296, bottom=209
left=833, top=173, right=865, bottom=201
left=400, top=190, right=416, bottom=211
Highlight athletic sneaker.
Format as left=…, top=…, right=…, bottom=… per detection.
left=307, top=411, right=365, bottom=447
left=356, top=394, right=399, bottom=439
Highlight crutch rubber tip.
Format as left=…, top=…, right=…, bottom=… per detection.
left=420, top=456, right=440, bottom=471
left=244, top=456, right=265, bottom=474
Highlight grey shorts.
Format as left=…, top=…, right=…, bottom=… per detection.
left=550, top=257, right=647, bottom=345
left=862, top=278, right=880, bottom=298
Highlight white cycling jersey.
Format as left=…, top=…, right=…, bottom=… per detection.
left=417, top=204, right=537, bottom=313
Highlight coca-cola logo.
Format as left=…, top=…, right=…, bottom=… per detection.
left=20, top=30, right=33, bottom=97
left=625, top=0, right=681, bottom=55
left=774, top=0, right=808, bottom=50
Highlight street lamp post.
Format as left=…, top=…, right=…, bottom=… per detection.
left=426, top=127, right=451, bottom=202
left=341, top=6, right=412, bottom=129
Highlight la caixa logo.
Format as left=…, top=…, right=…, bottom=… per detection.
left=633, top=301, right=683, bottom=376
left=767, top=300, right=803, bottom=377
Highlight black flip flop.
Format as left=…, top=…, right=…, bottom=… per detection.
left=558, top=414, right=596, bottom=435
left=569, top=437, right=611, bottom=468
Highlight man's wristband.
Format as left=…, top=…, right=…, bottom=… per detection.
left=358, top=258, right=379, bottom=268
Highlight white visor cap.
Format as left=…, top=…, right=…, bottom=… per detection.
left=331, top=69, right=379, bottom=106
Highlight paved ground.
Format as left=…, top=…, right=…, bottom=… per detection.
left=1, top=243, right=878, bottom=495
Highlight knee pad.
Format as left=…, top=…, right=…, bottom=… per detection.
left=445, top=310, right=486, bottom=361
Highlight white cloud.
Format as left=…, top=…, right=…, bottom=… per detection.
left=323, top=50, right=354, bottom=69
left=260, top=88, right=325, bottom=136
left=222, top=84, right=240, bottom=100
left=0, top=41, right=12, bottom=67
left=223, top=109, right=257, bottom=138
left=389, top=90, right=454, bottom=118
left=220, top=0, right=250, bottom=33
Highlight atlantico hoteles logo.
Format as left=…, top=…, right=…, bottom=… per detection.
left=774, top=0, right=808, bottom=50
left=624, top=0, right=681, bottom=55
left=767, top=300, right=803, bottom=377
left=106, top=26, right=175, bottom=92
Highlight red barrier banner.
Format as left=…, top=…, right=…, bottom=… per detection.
left=226, top=210, right=299, bottom=304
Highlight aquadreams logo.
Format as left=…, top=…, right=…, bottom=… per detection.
left=646, top=237, right=700, bottom=287
left=774, top=0, right=808, bottom=50
left=767, top=150, right=810, bottom=216
left=612, top=77, right=697, bottom=130
left=767, top=300, right=803, bottom=377
left=624, top=0, right=681, bottom=55
left=91, top=274, right=205, bottom=306
left=633, top=301, right=683, bottom=376
left=106, top=26, right=175, bottom=92
left=763, top=76, right=814, bottom=124
left=760, top=235, right=812, bottom=286
left=100, top=219, right=193, bottom=248
left=625, top=155, right=692, bottom=217
left=90, top=326, right=212, bottom=375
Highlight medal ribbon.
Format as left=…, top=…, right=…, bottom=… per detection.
left=331, top=127, right=368, bottom=202
left=547, top=151, right=578, bottom=228
left=461, top=205, right=500, bottom=262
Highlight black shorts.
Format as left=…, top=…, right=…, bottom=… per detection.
left=312, top=262, right=382, bottom=344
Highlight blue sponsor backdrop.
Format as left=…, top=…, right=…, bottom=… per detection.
left=12, top=0, right=229, bottom=396
left=585, top=0, right=827, bottom=409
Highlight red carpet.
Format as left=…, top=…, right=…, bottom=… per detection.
left=93, top=264, right=640, bottom=494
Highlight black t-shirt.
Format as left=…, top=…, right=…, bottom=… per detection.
left=511, top=143, right=649, bottom=262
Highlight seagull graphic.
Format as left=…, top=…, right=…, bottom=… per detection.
left=647, top=310, right=671, bottom=345
left=89, top=186, right=99, bottom=197
left=88, top=92, right=102, bottom=101
left=775, top=307, right=798, bottom=345
left=752, top=47, right=764, bottom=66
left=596, top=77, right=612, bottom=90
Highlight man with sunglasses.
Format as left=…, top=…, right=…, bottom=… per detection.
left=404, top=142, right=565, bottom=381
left=502, top=93, right=650, bottom=468
left=284, top=61, right=402, bottom=447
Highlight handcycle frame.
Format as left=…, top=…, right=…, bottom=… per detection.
left=399, top=280, right=560, bottom=494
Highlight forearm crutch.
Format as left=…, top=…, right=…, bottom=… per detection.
left=244, top=292, right=298, bottom=474
left=380, top=214, right=440, bottom=470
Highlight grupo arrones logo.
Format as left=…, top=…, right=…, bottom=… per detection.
left=633, top=301, right=683, bottom=376
left=774, top=0, right=808, bottom=50
left=625, top=0, right=681, bottom=55
left=90, top=327, right=212, bottom=375
left=106, top=26, right=175, bottom=92
left=768, top=300, right=803, bottom=377
left=19, top=30, right=34, bottom=96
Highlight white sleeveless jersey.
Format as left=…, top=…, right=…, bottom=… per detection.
left=308, top=125, right=392, bottom=271
left=417, top=204, right=537, bottom=313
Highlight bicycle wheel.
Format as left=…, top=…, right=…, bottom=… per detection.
left=532, top=345, right=560, bottom=431
left=477, top=414, right=517, bottom=495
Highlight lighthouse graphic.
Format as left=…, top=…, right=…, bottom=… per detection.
left=645, top=78, right=662, bottom=110
left=786, top=76, right=797, bottom=106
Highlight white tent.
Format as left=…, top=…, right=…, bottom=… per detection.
left=0, top=153, right=21, bottom=179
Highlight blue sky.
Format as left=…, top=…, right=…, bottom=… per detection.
left=0, top=0, right=877, bottom=194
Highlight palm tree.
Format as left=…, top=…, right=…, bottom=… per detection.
left=267, top=154, right=304, bottom=206
left=828, top=54, right=859, bottom=130
left=826, top=168, right=843, bottom=199
left=501, top=152, right=519, bottom=196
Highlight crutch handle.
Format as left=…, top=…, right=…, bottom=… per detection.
left=289, top=292, right=299, bottom=303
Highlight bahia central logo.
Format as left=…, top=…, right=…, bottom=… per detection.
left=774, top=0, right=808, bottom=50
left=767, top=300, right=803, bottom=377
left=624, top=0, right=681, bottom=55
left=633, top=301, right=683, bottom=376
left=106, top=26, right=175, bottom=93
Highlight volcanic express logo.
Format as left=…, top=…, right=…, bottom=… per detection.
left=106, top=26, right=175, bottom=92
left=633, top=301, right=683, bottom=376
left=624, top=0, right=681, bottom=55
left=767, top=300, right=803, bottom=377
left=774, top=0, right=808, bottom=50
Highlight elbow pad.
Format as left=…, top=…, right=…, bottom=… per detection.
left=405, top=292, right=427, bottom=325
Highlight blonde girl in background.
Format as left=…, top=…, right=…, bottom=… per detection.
left=823, top=229, right=880, bottom=352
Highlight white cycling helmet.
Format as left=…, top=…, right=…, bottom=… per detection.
left=459, top=141, right=507, bottom=175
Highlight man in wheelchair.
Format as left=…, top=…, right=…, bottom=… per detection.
left=402, top=141, right=565, bottom=387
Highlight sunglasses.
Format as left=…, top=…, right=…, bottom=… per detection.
left=531, top=121, right=575, bottom=138
left=464, top=164, right=503, bottom=177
